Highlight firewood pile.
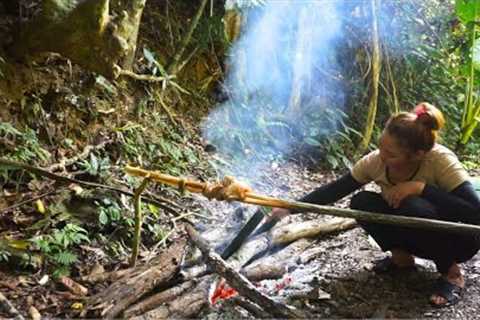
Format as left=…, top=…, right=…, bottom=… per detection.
left=83, top=209, right=356, bottom=319
left=80, top=168, right=359, bottom=318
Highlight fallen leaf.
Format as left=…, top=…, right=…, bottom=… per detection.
left=29, top=306, right=41, bottom=320
left=58, top=276, right=88, bottom=296
left=71, top=302, right=84, bottom=310
left=35, top=199, right=46, bottom=214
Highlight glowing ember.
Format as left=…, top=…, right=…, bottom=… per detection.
left=210, top=279, right=238, bottom=305
left=210, top=275, right=294, bottom=305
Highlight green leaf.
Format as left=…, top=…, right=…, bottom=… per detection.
left=53, top=251, right=78, bottom=266
left=99, top=210, right=108, bottom=225
left=456, top=0, right=480, bottom=23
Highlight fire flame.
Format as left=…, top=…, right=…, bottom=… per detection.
left=210, top=279, right=238, bottom=305
left=210, top=275, right=293, bottom=305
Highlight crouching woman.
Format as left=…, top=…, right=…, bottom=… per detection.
left=271, top=103, right=480, bottom=307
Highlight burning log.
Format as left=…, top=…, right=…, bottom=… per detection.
left=185, top=224, right=308, bottom=319
left=85, top=238, right=186, bottom=319
left=180, top=217, right=356, bottom=282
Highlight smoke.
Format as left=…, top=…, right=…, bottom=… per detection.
left=201, top=0, right=411, bottom=183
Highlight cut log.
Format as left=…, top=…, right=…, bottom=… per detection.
left=81, top=267, right=133, bottom=284
left=130, top=276, right=213, bottom=319
left=271, top=217, right=357, bottom=244
left=242, top=239, right=313, bottom=281
left=124, top=280, right=196, bottom=317
left=185, top=225, right=307, bottom=319
left=86, top=238, right=186, bottom=319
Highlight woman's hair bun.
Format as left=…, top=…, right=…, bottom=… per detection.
left=413, top=103, right=444, bottom=131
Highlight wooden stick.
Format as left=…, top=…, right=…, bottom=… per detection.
left=185, top=224, right=307, bottom=319
left=125, top=166, right=480, bottom=235
left=130, top=178, right=150, bottom=267
left=0, top=292, right=24, bottom=320
left=0, top=189, right=59, bottom=214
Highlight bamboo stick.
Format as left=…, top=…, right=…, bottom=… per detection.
left=125, top=166, right=480, bottom=235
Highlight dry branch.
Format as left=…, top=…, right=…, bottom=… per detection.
left=47, top=140, right=112, bottom=172
left=0, top=158, right=179, bottom=216
left=0, top=190, right=59, bottom=214
left=0, top=292, right=24, bottom=320
left=185, top=224, right=306, bottom=319
left=125, top=166, right=480, bottom=235
left=86, top=238, right=186, bottom=319
left=131, top=178, right=150, bottom=267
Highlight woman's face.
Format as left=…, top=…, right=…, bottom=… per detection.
left=378, top=132, right=414, bottom=168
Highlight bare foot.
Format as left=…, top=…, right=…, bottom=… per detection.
left=430, top=263, right=464, bottom=306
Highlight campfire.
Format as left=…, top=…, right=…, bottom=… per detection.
left=82, top=167, right=480, bottom=318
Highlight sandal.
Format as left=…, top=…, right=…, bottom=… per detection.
left=372, top=256, right=417, bottom=274
left=430, top=278, right=464, bottom=308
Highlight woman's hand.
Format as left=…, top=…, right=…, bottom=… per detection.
left=268, top=207, right=291, bottom=221
left=383, top=181, right=426, bottom=208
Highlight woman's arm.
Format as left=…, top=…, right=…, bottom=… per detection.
left=422, top=181, right=480, bottom=225
left=298, top=172, right=364, bottom=205
left=270, top=172, right=363, bottom=219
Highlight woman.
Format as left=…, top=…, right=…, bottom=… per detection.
left=271, top=102, right=480, bottom=307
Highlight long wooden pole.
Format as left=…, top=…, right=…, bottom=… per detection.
left=125, top=166, right=480, bottom=235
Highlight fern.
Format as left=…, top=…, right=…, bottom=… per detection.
left=31, top=224, right=89, bottom=277
left=52, top=251, right=78, bottom=266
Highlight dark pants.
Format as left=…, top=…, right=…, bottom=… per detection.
left=350, top=191, right=479, bottom=274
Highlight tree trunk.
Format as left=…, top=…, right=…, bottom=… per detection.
left=12, top=0, right=146, bottom=78
left=358, top=0, right=381, bottom=154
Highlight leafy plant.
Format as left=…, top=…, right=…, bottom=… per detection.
left=97, top=198, right=128, bottom=226
left=0, top=249, right=11, bottom=262
left=78, top=153, right=110, bottom=178
left=456, top=0, right=480, bottom=145
left=0, top=122, right=50, bottom=163
left=32, top=224, right=89, bottom=278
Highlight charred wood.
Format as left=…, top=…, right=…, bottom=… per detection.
left=186, top=224, right=307, bottom=319
left=228, top=296, right=272, bottom=318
